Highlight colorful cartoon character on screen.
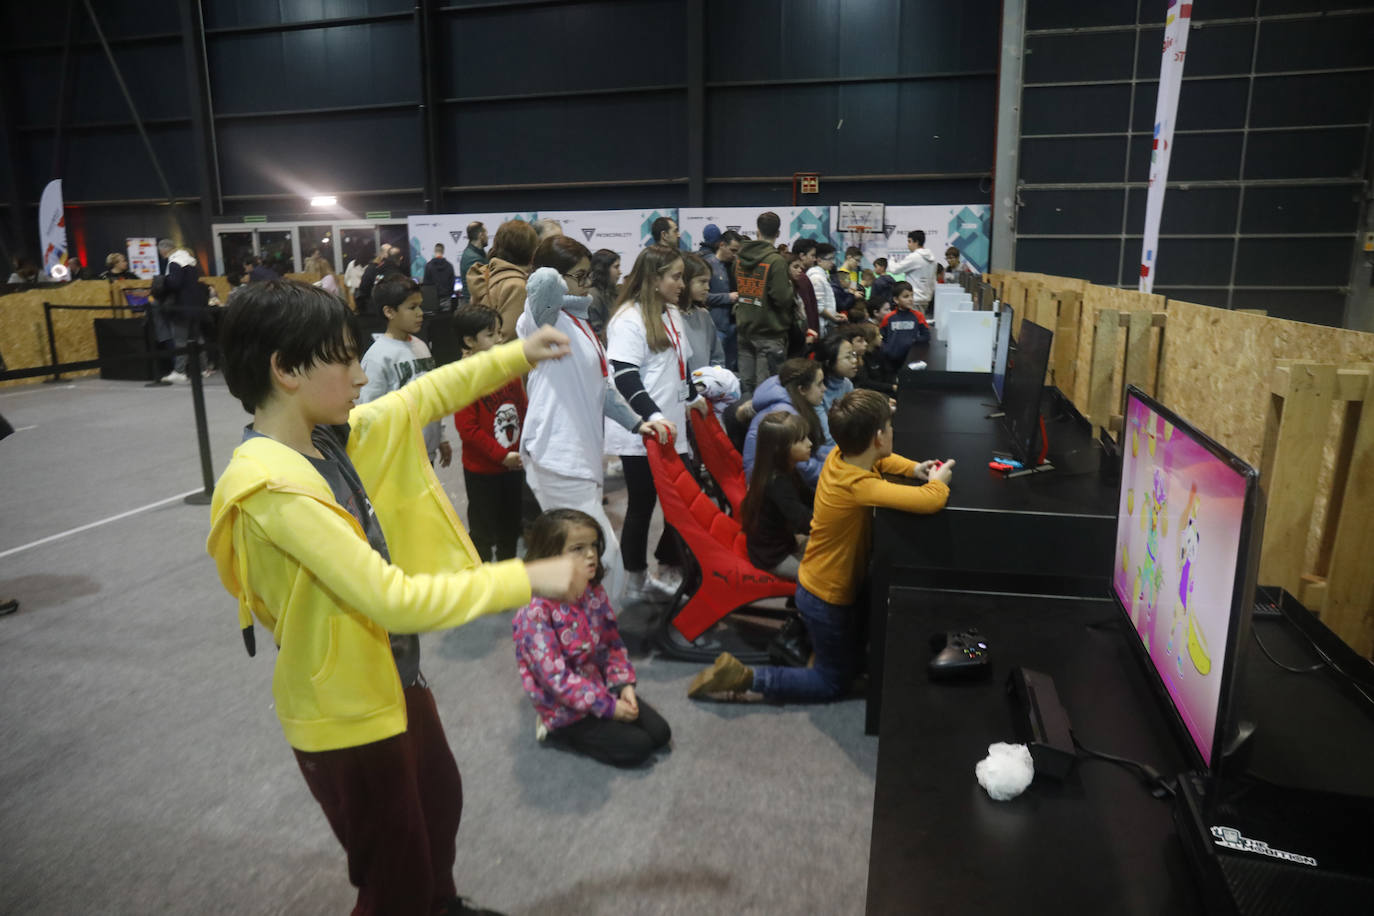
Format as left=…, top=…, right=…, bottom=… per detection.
left=1168, top=484, right=1211, bottom=677
left=1135, top=466, right=1168, bottom=647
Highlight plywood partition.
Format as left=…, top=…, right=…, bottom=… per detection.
left=1071, top=284, right=1165, bottom=416
left=0, top=282, right=119, bottom=388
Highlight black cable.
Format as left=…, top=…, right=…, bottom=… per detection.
left=1071, top=732, right=1177, bottom=799
left=1251, top=626, right=1325, bottom=673
left=1252, top=624, right=1374, bottom=708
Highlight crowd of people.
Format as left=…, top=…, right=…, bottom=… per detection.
left=195, top=209, right=964, bottom=915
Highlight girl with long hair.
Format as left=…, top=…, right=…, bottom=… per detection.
left=511, top=508, right=672, bottom=767
left=741, top=412, right=814, bottom=579
left=518, top=236, right=672, bottom=605
left=605, top=244, right=706, bottom=602
left=585, top=248, right=621, bottom=341
left=677, top=252, right=725, bottom=371
left=741, top=357, right=828, bottom=487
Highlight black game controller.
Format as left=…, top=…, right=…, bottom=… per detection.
left=928, top=628, right=991, bottom=680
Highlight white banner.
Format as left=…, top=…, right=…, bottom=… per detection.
left=126, top=237, right=159, bottom=279
left=835, top=204, right=991, bottom=275
left=39, top=179, right=67, bottom=276
left=1139, top=0, right=1193, bottom=292
left=540, top=208, right=672, bottom=273
left=407, top=212, right=535, bottom=281
left=679, top=207, right=831, bottom=253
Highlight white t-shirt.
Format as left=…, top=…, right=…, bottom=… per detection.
left=604, top=303, right=692, bottom=456
left=517, top=306, right=617, bottom=483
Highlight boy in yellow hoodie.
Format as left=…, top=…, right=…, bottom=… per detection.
left=688, top=389, right=955, bottom=703
left=207, top=280, right=577, bottom=916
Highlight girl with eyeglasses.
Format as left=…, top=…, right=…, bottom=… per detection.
left=511, top=508, right=672, bottom=767
left=517, top=236, right=673, bottom=606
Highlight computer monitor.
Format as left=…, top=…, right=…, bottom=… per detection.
left=990, top=303, right=1014, bottom=404
left=1110, top=386, right=1264, bottom=772
left=999, top=319, right=1053, bottom=465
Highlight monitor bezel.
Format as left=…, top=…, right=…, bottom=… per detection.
left=990, top=302, right=1014, bottom=404
left=1111, top=385, right=1264, bottom=776
left=999, top=318, right=1052, bottom=465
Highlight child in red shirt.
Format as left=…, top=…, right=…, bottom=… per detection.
left=453, top=306, right=529, bottom=561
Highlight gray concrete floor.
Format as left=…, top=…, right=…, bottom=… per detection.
left=0, top=374, right=877, bottom=916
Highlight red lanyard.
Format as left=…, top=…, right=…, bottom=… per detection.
left=568, top=315, right=607, bottom=377
left=663, top=310, right=686, bottom=381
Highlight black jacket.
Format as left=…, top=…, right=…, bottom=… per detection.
left=423, top=257, right=455, bottom=302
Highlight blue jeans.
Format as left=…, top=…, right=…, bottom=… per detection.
left=752, top=585, right=861, bottom=702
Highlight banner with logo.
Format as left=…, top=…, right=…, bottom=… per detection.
left=539, top=209, right=669, bottom=273
left=836, top=204, right=991, bottom=275
left=407, top=212, right=535, bottom=281
left=679, top=207, right=831, bottom=254
left=1139, top=0, right=1193, bottom=293
left=126, top=237, right=160, bottom=279
left=40, top=179, right=67, bottom=275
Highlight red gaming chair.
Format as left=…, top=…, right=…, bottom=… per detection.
left=689, top=407, right=747, bottom=518
left=643, top=433, right=797, bottom=645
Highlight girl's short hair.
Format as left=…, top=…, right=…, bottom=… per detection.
left=453, top=305, right=502, bottom=351
left=523, top=508, right=606, bottom=586
left=490, top=219, right=538, bottom=267
left=741, top=411, right=809, bottom=529
left=220, top=279, right=362, bottom=414
left=613, top=245, right=683, bottom=352
left=532, top=235, right=592, bottom=274
left=678, top=252, right=711, bottom=310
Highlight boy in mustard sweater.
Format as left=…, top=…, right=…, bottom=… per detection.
left=207, top=280, right=577, bottom=916
left=689, top=389, right=955, bottom=703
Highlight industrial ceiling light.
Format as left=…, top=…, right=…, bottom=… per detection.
left=310, top=195, right=337, bottom=207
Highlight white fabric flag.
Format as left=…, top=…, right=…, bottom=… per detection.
left=1139, top=1, right=1193, bottom=293
left=39, top=179, right=68, bottom=276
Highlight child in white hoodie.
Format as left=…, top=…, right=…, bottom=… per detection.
left=887, top=230, right=939, bottom=315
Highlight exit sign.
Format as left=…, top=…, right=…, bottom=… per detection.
left=365, top=210, right=392, bottom=220
left=242, top=215, right=266, bottom=223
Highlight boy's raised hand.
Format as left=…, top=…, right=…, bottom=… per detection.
left=522, top=325, right=571, bottom=365
left=525, top=555, right=578, bottom=599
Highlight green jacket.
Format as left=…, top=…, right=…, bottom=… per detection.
left=733, top=240, right=795, bottom=338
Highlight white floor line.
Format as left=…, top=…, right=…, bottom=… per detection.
left=0, top=488, right=205, bottom=560
left=14, top=425, right=36, bottom=432
left=0, top=384, right=76, bottom=398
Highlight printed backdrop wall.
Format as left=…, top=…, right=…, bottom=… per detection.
left=409, top=202, right=989, bottom=290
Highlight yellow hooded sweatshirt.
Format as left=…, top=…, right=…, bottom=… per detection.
left=207, top=339, right=534, bottom=753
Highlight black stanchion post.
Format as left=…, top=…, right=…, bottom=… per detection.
left=42, top=303, right=65, bottom=383
left=184, top=339, right=215, bottom=506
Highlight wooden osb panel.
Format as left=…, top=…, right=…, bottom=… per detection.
left=0, top=281, right=117, bottom=387
left=202, top=275, right=232, bottom=303
left=1071, top=284, right=1165, bottom=417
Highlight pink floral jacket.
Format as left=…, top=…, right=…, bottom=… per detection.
left=512, top=585, right=635, bottom=731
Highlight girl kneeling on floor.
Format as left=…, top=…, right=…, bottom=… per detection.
left=512, top=508, right=672, bottom=767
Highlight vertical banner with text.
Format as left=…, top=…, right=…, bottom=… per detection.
left=39, top=179, right=67, bottom=276
left=1139, top=1, right=1193, bottom=292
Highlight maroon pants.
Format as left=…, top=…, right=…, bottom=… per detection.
left=293, top=686, right=462, bottom=916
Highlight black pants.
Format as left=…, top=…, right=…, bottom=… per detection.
left=547, top=692, right=672, bottom=767
left=619, top=453, right=685, bottom=572
left=463, top=468, right=525, bottom=562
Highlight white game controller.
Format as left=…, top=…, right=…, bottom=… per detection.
left=907, top=360, right=928, bottom=371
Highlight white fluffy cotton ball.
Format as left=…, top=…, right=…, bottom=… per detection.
left=975, top=742, right=1035, bottom=801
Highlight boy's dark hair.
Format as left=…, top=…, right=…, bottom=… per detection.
left=532, top=235, right=592, bottom=274
left=815, top=243, right=836, bottom=259
left=908, top=230, right=925, bottom=246
left=466, top=220, right=484, bottom=240
left=756, top=211, right=781, bottom=239
left=374, top=275, right=421, bottom=316
left=845, top=246, right=862, bottom=259
left=946, top=245, right=961, bottom=259
left=873, top=257, right=888, bottom=270
left=524, top=508, right=606, bottom=586
left=891, top=280, right=914, bottom=301
left=829, top=389, right=890, bottom=455
left=718, top=229, right=742, bottom=247
left=650, top=216, right=676, bottom=243
left=434, top=243, right=445, bottom=254
left=220, top=279, right=362, bottom=414
left=791, top=238, right=817, bottom=258
left=453, top=305, right=502, bottom=352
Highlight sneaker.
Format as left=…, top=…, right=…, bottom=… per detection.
left=160, top=370, right=188, bottom=384
left=688, top=652, right=754, bottom=699
left=534, top=716, right=548, bottom=743
left=0, top=598, right=17, bottom=617
left=623, top=570, right=673, bottom=604
left=201, top=367, right=217, bottom=378
left=605, top=457, right=624, bottom=479
left=654, top=564, right=684, bottom=593
left=441, top=897, right=505, bottom=916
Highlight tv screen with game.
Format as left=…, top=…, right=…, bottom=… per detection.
left=990, top=303, right=1013, bottom=404
left=1111, top=386, right=1263, bottom=771
left=999, top=319, right=1052, bottom=465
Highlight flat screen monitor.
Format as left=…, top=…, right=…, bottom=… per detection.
left=1110, top=386, right=1263, bottom=772
left=990, top=303, right=1014, bottom=404
left=999, top=319, right=1052, bottom=465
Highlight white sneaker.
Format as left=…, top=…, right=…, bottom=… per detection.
left=605, top=458, right=624, bottom=479
left=655, top=565, right=684, bottom=593
left=161, top=370, right=188, bottom=384
left=534, top=716, right=549, bottom=743
left=623, top=570, right=674, bottom=604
